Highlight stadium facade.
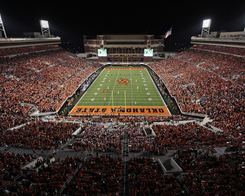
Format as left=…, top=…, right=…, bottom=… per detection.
left=84, top=34, right=165, bottom=62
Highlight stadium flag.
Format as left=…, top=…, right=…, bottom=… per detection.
left=164, top=27, right=172, bottom=38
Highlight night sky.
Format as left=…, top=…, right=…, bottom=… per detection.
left=1, top=0, right=245, bottom=52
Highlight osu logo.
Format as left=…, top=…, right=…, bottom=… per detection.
left=117, top=78, right=129, bottom=85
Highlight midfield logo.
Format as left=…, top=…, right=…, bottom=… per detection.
left=117, top=78, right=129, bottom=85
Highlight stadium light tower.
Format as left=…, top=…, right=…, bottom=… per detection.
left=40, top=20, right=50, bottom=37
left=201, top=19, right=211, bottom=37
left=0, top=13, right=7, bottom=38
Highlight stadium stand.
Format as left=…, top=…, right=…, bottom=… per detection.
left=149, top=48, right=244, bottom=138
left=0, top=38, right=244, bottom=195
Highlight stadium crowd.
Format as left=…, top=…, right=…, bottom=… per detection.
left=0, top=49, right=99, bottom=129
left=192, top=44, right=245, bottom=56
left=128, top=158, right=182, bottom=195
left=175, top=150, right=245, bottom=195
left=0, top=152, right=34, bottom=193
left=68, top=122, right=238, bottom=154
left=0, top=44, right=244, bottom=195
left=66, top=156, right=123, bottom=195
left=149, top=48, right=244, bottom=137
left=0, top=121, right=79, bottom=150
left=0, top=45, right=60, bottom=58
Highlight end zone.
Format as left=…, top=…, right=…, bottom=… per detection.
left=69, top=106, right=171, bottom=116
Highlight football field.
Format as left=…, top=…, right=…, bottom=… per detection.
left=69, top=66, right=171, bottom=116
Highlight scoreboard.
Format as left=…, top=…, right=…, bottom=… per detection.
left=144, top=48, right=153, bottom=57
left=98, top=48, right=107, bottom=57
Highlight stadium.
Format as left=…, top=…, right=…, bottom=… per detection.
left=0, top=2, right=244, bottom=195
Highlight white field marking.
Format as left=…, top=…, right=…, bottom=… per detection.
left=97, top=88, right=101, bottom=91
left=107, top=86, right=109, bottom=89
left=80, top=100, right=164, bottom=104
left=112, top=90, right=114, bottom=106
left=137, top=86, right=139, bottom=89
left=94, top=92, right=98, bottom=95
left=91, top=98, right=95, bottom=101
left=145, top=88, right=148, bottom=90
left=147, top=92, right=151, bottom=95
left=117, top=91, right=119, bottom=94
left=135, top=101, right=137, bottom=105
left=130, top=67, right=133, bottom=105
left=148, top=98, right=152, bottom=101
left=108, top=69, right=120, bottom=106
left=101, top=81, right=105, bottom=82
left=99, top=84, right=103, bottom=86
left=143, top=81, right=146, bottom=83
left=136, top=80, right=137, bottom=82
left=72, top=68, right=106, bottom=109
left=145, top=68, right=171, bottom=114
left=86, top=92, right=156, bottom=95
left=144, top=84, right=147, bottom=86
left=124, top=90, right=126, bottom=107
left=82, top=96, right=161, bottom=99
left=80, top=101, right=163, bottom=104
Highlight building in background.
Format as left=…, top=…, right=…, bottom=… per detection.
left=84, top=35, right=165, bottom=62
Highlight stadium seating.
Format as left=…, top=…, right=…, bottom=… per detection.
left=0, top=45, right=244, bottom=195
left=149, top=48, right=244, bottom=138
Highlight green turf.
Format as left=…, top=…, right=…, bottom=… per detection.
left=75, top=66, right=166, bottom=107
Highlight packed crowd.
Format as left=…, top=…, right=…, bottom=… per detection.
left=68, top=121, right=236, bottom=154
left=151, top=123, right=231, bottom=152
left=71, top=124, right=123, bottom=152
left=149, top=47, right=244, bottom=136
left=193, top=44, right=245, bottom=56
left=0, top=121, right=79, bottom=150
left=0, top=152, right=34, bottom=193
left=0, top=44, right=244, bottom=195
left=22, top=157, right=81, bottom=195
left=0, top=45, right=60, bottom=57
left=175, top=150, right=245, bottom=195
left=66, top=156, right=123, bottom=195
left=0, top=49, right=99, bottom=130
left=128, top=158, right=182, bottom=195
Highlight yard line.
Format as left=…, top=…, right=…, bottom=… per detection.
left=145, top=68, right=171, bottom=114
left=124, top=90, right=126, bottom=108
left=108, top=69, right=120, bottom=106
left=72, top=68, right=106, bottom=108
left=112, top=90, right=114, bottom=106
left=130, top=68, right=133, bottom=106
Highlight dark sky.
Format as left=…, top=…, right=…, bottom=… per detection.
left=1, top=0, right=245, bottom=51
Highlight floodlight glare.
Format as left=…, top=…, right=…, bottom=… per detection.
left=40, top=20, right=49, bottom=28
left=202, top=19, right=211, bottom=28
left=0, top=14, right=2, bottom=23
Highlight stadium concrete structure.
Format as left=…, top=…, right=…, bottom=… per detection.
left=0, top=20, right=244, bottom=195
left=84, top=34, right=165, bottom=61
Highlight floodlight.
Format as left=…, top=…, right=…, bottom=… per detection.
left=40, top=20, right=49, bottom=28
left=40, top=20, right=50, bottom=37
left=202, top=19, right=211, bottom=28
left=0, top=13, right=7, bottom=38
